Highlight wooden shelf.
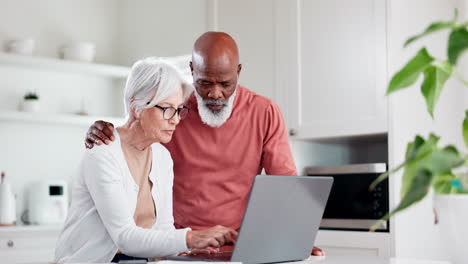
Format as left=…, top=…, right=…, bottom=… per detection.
left=0, top=52, right=130, bottom=78
left=0, top=111, right=125, bottom=127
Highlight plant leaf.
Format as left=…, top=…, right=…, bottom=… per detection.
left=371, top=169, right=432, bottom=231
left=371, top=134, right=443, bottom=194
left=405, top=22, right=456, bottom=47
left=432, top=173, right=455, bottom=194
left=463, top=110, right=468, bottom=150
left=387, top=48, right=434, bottom=95
left=400, top=137, right=464, bottom=198
left=405, top=135, right=426, bottom=160
left=400, top=134, right=440, bottom=197
left=369, top=135, right=425, bottom=191
left=438, top=60, right=454, bottom=74
left=369, top=167, right=396, bottom=191
left=420, top=64, right=452, bottom=118
left=404, top=8, right=458, bottom=47
left=424, top=146, right=464, bottom=175
left=448, top=27, right=468, bottom=65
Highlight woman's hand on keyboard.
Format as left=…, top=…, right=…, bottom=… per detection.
left=179, top=247, right=220, bottom=256
left=186, top=225, right=238, bottom=249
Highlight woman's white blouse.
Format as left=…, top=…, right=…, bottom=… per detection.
left=54, top=131, right=190, bottom=263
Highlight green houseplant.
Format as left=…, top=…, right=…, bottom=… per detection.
left=23, top=91, right=39, bottom=101
left=369, top=9, right=468, bottom=264
left=21, top=91, right=40, bottom=112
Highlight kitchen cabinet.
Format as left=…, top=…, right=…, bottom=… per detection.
left=315, top=230, right=391, bottom=257
left=275, top=0, right=388, bottom=139
left=0, top=226, right=61, bottom=263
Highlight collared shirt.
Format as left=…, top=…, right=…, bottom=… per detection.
left=165, top=86, right=297, bottom=231
left=55, top=130, right=189, bottom=263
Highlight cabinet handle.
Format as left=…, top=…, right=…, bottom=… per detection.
left=7, top=240, right=14, bottom=247
left=289, top=129, right=298, bottom=136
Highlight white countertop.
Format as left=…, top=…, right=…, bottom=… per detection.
left=304, top=256, right=450, bottom=264
left=18, top=255, right=451, bottom=264
left=159, top=257, right=450, bottom=264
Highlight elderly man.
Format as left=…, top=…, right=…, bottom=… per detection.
left=85, top=32, right=324, bottom=256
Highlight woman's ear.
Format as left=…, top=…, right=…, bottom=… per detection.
left=129, top=99, right=140, bottom=120
left=130, top=106, right=139, bottom=120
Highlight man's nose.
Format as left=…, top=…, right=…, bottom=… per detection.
left=208, top=85, right=223, bottom=100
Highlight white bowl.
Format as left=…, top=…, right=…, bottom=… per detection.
left=6, top=39, right=35, bottom=55
left=60, top=42, right=96, bottom=62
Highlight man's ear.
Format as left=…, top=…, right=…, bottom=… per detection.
left=190, top=61, right=193, bottom=75
left=237, top=64, right=242, bottom=75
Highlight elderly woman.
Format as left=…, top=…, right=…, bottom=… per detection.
left=54, top=58, right=237, bottom=263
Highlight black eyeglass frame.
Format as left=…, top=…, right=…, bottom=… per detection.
left=153, top=105, right=190, bottom=120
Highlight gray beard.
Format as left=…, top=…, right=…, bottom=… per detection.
left=194, top=88, right=237, bottom=127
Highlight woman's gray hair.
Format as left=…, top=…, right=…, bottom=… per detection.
left=124, top=57, right=193, bottom=117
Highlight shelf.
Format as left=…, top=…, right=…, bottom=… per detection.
left=0, top=111, right=126, bottom=127
left=0, top=52, right=131, bottom=78
left=0, top=224, right=62, bottom=234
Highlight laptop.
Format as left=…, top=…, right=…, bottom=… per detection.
left=168, top=175, right=333, bottom=264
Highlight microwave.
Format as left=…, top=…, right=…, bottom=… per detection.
left=305, top=163, right=389, bottom=232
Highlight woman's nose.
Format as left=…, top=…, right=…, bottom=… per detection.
left=169, top=113, right=180, bottom=125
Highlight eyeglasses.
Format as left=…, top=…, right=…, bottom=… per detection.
left=153, top=105, right=190, bottom=120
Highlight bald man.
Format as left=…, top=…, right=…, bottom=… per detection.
left=85, top=32, right=324, bottom=256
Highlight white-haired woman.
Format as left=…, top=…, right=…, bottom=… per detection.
left=54, top=58, right=237, bottom=263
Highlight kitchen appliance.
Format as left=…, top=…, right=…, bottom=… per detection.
left=28, top=180, right=68, bottom=225
left=0, top=172, right=16, bottom=225
left=306, top=163, right=389, bottom=231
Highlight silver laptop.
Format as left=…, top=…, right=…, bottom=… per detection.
left=168, top=175, right=333, bottom=264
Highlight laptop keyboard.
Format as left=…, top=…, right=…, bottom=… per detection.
left=187, top=251, right=233, bottom=261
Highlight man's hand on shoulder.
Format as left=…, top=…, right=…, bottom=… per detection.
left=85, top=120, right=115, bottom=149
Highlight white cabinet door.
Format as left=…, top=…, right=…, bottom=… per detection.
left=314, top=230, right=391, bottom=257
left=275, top=0, right=388, bottom=139
left=0, top=227, right=60, bottom=263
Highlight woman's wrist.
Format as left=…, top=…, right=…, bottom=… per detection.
left=186, top=230, right=193, bottom=249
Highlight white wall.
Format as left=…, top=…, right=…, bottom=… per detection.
left=212, top=0, right=276, bottom=100
left=0, top=123, right=88, bottom=222
left=0, top=0, right=119, bottom=64
left=387, top=0, right=467, bottom=260
left=116, top=0, right=208, bottom=67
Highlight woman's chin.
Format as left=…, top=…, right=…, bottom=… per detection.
left=161, top=135, right=173, bottom=144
